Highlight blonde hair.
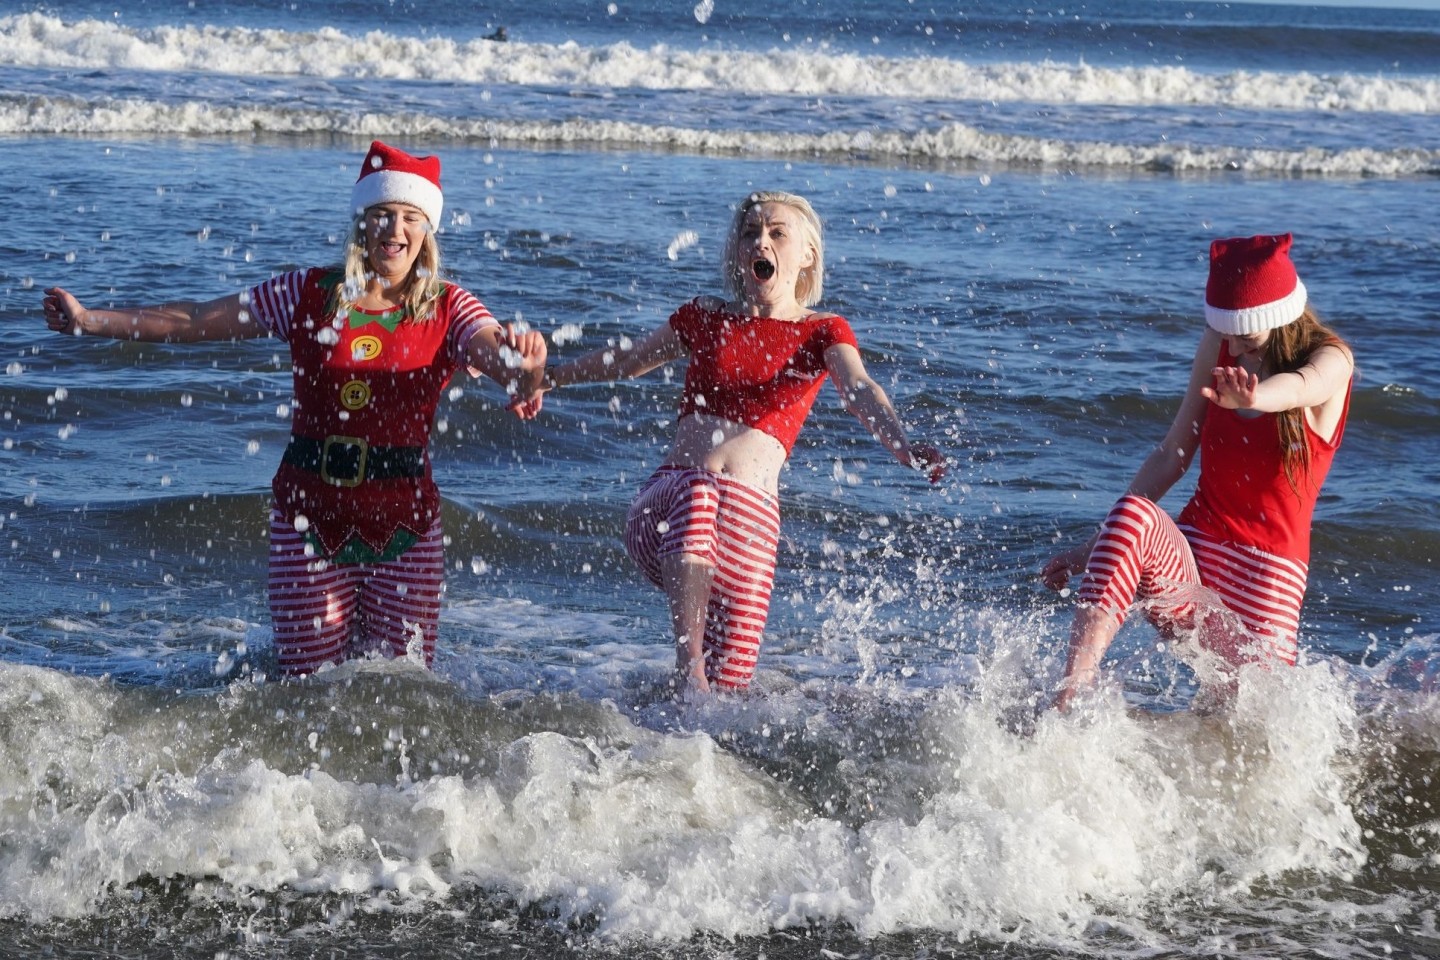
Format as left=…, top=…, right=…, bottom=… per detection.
left=328, top=208, right=445, bottom=321
left=1263, top=305, right=1350, bottom=494
left=722, top=191, right=825, bottom=307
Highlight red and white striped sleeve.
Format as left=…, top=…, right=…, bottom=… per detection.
left=243, top=270, right=311, bottom=342
left=443, top=284, right=499, bottom=365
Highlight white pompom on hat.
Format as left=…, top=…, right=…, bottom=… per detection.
left=1204, top=233, right=1308, bottom=335
left=350, top=140, right=443, bottom=227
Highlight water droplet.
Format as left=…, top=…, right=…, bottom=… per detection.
left=667, top=230, right=699, bottom=261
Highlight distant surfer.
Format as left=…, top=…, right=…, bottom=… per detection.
left=1041, top=234, right=1354, bottom=711
left=525, top=191, right=946, bottom=698
left=41, top=141, right=546, bottom=677
left=484, top=26, right=508, bottom=42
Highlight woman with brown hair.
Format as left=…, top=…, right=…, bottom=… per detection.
left=1041, top=234, right=1354, bottom=711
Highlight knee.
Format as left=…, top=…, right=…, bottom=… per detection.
left=1113, top=493, right=1158, bottom=514
left=1107, top=494, right=1164, bottom=531
left=660, top=550, right=717, bottom=576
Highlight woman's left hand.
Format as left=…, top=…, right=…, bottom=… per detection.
left=909, top=443, right=947, bottom=484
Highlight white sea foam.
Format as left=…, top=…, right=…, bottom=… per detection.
left=3, top=94, right=1434, bottom=177
left=3, top=13, right=1438, bottom=115
left=0, top=648, right=1375, bottom=947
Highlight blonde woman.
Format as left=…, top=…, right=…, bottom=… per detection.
left=42, top=141, right=546, bottom=675
left=535, top=191, right=944, bottom=696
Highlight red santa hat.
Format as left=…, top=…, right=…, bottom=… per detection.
left=350, top=140, right=443, bottom=227
left=1204, top=233, right=1308, bottom=335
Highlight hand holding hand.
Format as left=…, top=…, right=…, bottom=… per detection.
left=42, top=287, right=87, bottom=336
left=1200, top=365, right=1259, bottom=410
left=502, top=324, right=548, bottom=420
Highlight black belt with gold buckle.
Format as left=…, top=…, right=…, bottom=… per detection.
left=282, top=435, right=425, bottom=488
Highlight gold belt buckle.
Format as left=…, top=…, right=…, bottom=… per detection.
left=320, top=435, right=368, bottom=487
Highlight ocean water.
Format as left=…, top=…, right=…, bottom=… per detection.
left=1, top=0, right=1439, bottom=957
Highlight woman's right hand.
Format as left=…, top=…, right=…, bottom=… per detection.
left=42, top=287, right=87, bottom=336
left=1040, top=543, right=1090, bottom=592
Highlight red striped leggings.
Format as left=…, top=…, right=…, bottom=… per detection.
left=268, top=509, right=445, bottom=676
left=1078, top=495, right=1308, bottom=666
left=625, top=466, right=782, bottom=690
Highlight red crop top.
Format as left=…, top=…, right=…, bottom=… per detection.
left=669, top=298, right=859, bottom=454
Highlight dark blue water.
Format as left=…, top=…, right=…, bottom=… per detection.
left=1, top=1, right=1439, bottom=958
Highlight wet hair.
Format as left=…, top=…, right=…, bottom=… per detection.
left=329, top=205, right=444, bottom=321
left=1262, top=305, right=1351, bottom=493
left=722, top=191, right=825, bottom=307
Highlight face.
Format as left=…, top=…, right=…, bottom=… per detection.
left=736, top=202, right=815, bottom=307
left=363, top=202, right=430, bottom=282
left=1225, top=329, right=1272, bottom=363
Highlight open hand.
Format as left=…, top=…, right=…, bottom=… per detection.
left=1200, top=365, right=1259, bottom=410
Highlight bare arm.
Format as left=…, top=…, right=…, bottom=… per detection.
left=1123, top=329, right=1221, bottom=502
left=1041, top=329, right=1221, bottom=590
left=544, top=321, right=687, bottom=389
left=1201, top=342, right=1354, bottom=413
left=42, top=287, right=264, bottom=342
left=824, top=342, right=945, bottom=482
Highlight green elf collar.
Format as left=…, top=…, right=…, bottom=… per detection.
left=347, top=305, right=409, bottom=333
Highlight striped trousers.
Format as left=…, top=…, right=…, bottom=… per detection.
left=268, top=509, right=445, bottom=676
left=1078, top=495, right=1308, bottom=666
left=625, top=466, right=782, bottom=690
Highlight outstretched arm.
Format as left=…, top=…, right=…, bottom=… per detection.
left=1041, top=328, right=1222, bottom=591
left=1201, top=342, right=1353, bottom=413
left=42, top=287, right=263, bottom=342
left=823, top=342, right=945, bottom=483
left=543, top=321, right=687, bottom=390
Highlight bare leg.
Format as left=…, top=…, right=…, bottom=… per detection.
left=661, top=553, right=715, bottom=697
left=1053, top=604, right=1120, bottom=712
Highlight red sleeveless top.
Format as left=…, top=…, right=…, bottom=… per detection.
left=1177, top=342, right=1350, bottom=564
left=669, top=298, right=859, bottom=454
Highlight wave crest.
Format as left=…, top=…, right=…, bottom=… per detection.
left=4, top=13, right=1439, bottom=114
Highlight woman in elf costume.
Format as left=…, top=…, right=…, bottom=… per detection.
left=42, top=140, right=546, bottom=675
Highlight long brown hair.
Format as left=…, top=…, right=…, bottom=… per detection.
left=1261, top=305, right=1349, bottom=493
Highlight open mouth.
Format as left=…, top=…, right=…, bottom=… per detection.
left=751, top=258, right=775, bottom=280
